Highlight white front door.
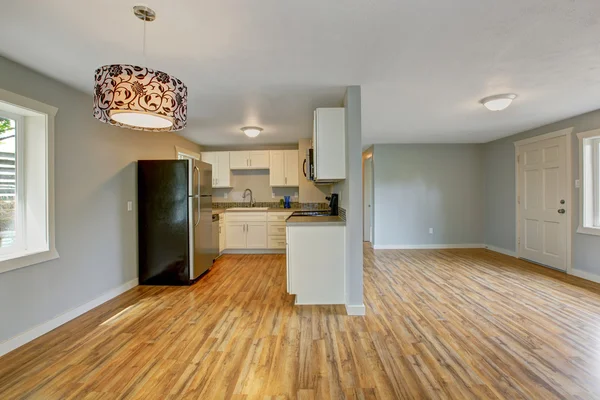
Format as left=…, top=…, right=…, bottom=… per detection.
left=518, top=136, right=568, bottom=271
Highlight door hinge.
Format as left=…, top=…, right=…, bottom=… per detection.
left=517, top=154, right=520, bottom=163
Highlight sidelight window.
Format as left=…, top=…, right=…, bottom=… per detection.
left=578, top=130, right=600, bottom=235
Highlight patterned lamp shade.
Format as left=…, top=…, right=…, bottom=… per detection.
left=93, top=64, right=187, bottom=132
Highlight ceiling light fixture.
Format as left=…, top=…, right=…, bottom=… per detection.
left=241, top=126, right=263, bottom=138
left=93, top=6, right=187, bottom=132
left=480, top=94, right=517, bottom=111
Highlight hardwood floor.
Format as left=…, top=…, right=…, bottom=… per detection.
left=2, top=247, right=600, bottom=399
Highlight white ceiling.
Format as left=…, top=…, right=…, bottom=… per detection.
left=2, top=0, right=600, bottom=145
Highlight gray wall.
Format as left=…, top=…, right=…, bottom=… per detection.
left=483, top=109, right=600, bottom=275
left=0, top=56, right=202, bottom=342
left=373, top=144, right=484, bottom=247
left=333, top=86, right=363, bottom=307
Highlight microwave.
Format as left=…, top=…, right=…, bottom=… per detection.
left=303, top=148, right=314, bottom=181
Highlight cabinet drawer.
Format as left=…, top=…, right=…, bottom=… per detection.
left=268, top=236, right=287, bottom=249
left=268, top=224, right=287, bottom=236
left=226, top=212, right=267, bottom=222
left=268, top=212, right=293, bottom=222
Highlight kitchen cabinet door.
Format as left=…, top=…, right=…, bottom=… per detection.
left=229, top=151, right=249, bottom=169
left=313, top=108, right=345, bottom=181
left=225, top=222, right=246, bottom=249
left=269, top=151, right=285, bottom=186
left=284, top=150, right=299, bottom=186
left=248, top=151, right=269, bottom=169
left=219, top=220, right=225, bottom=253
left=246, top=222, right=267, bottom=249
left=215, top=152, right=231, bottom=187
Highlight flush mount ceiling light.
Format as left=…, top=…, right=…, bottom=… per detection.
left=480, top=94, right=517, bottom=111
left=93, top=6, right=187, bottom=132
left=241, top=126, right=263, bottom=138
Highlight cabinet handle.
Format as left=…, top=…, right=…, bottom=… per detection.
left=285, top=177, right=287, bottom=184
left=250, top=159, right=252, bottom=166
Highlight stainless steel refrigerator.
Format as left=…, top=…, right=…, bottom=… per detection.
left=137, top=159, right=216, bottom=285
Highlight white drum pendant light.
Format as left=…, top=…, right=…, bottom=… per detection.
left=93, top=6, right=187, bottom=132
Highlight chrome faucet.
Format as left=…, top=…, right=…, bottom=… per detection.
left=242, top=188, right=255, bottom=207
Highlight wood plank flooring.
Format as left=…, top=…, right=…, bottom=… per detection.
left=2, top=247, right=600, bottom=399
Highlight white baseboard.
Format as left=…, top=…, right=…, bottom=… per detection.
left=484, top=245, right=517, bottom=257
left=372, top=244, right=484, bottom=250
left=570, top=269, right=600, bottom=284
left=0, top=278, right=138, bottom=357
left=345, top=304, right=366, bottom=316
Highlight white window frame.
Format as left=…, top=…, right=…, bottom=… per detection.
left=175, top=146, right=200, bottom=161
left=577, top=128, right=600, bottom=236
left=0, top=88, right=58, bottom=274
left=0, top=109, right=25, bottom=255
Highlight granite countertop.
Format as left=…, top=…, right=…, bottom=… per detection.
left=213, top=207, right=307, bottom=214
left=285, top=215, right=345, bottom=226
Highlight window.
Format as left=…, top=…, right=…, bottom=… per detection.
left=578, top=129, right=600, bottom=235
left=0, top=88, right=58, bottom=273
left=175, top=146, right=199, bottom=161
left=0, top=110, right=23, bottom=254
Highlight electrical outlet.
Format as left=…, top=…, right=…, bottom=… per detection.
left=224, top=193, right=228, bottom=199
left=272, top=192, right=275, bottom=199
left=429, top=228, right=434, bottom=234
left=127, top=201, right=133, bottom=212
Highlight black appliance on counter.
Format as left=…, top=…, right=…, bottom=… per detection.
left=326, top=194, right=339, bottom=216
left=290, top=194, right=339, bottom=217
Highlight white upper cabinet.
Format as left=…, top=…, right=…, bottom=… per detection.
left=313, top=108, right=346, bottom=182
left=284, top=150, right=299, bottom=186
left=270, top=150, right=299, bottom=187
left=215, top=152, right=231, bottom=187
left=269, top=151, right=286, bottom=186
left=201, top=151, right=231, bottom=188
left=230, top=151, right=270, bottom=170
left=229, top=151, right=248, bottom=169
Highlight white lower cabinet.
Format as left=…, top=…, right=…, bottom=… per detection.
left=218, top=217, right=225, bottom=253
left=224, top=212, right=268, bottom=249
left=225, top=222, right=247, bottom=249
left=222, top=211, right=292, bottom=252
left=246, top=222, right=268, bottom=248
left=286, top=224, right=345, bottom=304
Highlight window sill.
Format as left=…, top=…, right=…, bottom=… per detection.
left=0, top=248, right=60, bottom=274
left=576, top=226, right=600, bottom=237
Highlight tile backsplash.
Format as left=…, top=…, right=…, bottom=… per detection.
left=213, top=202, right=329, bottom=210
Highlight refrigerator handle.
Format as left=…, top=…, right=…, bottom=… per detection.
left=194, top=166, right=201, bottom=227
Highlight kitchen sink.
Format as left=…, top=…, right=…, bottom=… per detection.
left=226, top=207, right=269, bottom=211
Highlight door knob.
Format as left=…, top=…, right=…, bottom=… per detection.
left=558, top=209, right=566, bottom=214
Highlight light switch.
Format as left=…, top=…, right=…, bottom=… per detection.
left=575, top=179, right=581, bottom=188
left=429, top=228, right=434, bottom=234
left=224, top=193, right=228, bottom=199
left=272, top=192, right=275, bottom=199
left=127, top=201, right=133, bottom=212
